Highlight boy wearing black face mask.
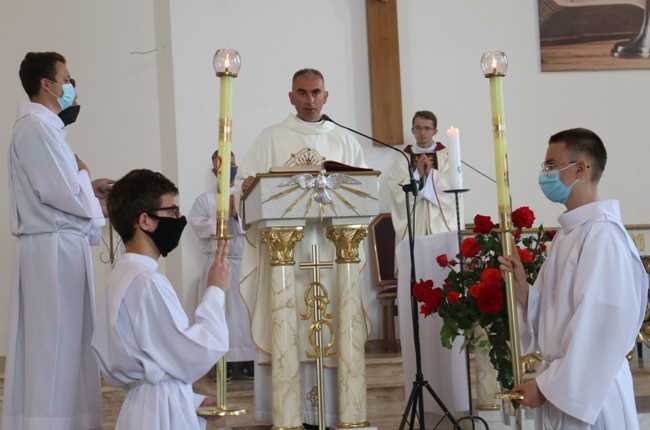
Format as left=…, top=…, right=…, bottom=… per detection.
left=91, top=169, right=232, bottom=429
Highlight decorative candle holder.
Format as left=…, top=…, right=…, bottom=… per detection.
left=212, top=48, right=241, bottom=240
left=198, top=48, right=246, bottom=419
left=481, top=50, right=525, bottom=428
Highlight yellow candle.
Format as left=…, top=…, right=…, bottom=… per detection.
left=215, top=75, right=234, bottom=239
left=487, top=71, right=522, bottom=393
left=489, top=76, right=512, bottom=219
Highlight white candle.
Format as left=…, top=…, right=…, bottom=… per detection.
left=446, top=126, right=463, bottom=190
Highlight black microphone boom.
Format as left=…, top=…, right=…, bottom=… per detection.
left=321, top=114, right=418, bottom=197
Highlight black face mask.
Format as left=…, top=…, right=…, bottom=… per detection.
left=145, top=215, right=187, bottom=257
left=58, top=105, right=81, bottom=126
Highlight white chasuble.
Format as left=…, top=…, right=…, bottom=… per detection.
left=388, top=143, right=458, bottom=245
left=235, top=113, right=369, bottom=426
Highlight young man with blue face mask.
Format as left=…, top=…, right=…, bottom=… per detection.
left=499, top=128, right=648, bottom=429
left=3, top=52, right=113, bottom=429
left=188, top=150, right=256, bottom=383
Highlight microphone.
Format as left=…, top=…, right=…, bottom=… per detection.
left=321, top=114, right=419, bottom=197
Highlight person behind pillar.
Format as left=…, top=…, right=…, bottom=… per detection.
left=387, top=111, right=467, bottom=415
left=2, top=51, right=112, bottom=430
left=499, top=128, right=647, bottom=429
left=189, top=150, right=255, bottom=381
left=91, top=169, right=231, bottom=430
left=387, top=110, right=456, bottom=244
left=235, top=68, right=367, bottom=428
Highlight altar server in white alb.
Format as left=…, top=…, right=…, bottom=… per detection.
left=236, top=68, right=367, bottom=428
left=500, top=128, right=648, bottom=429
left=92, top=169, right=231, bottom=430
left=388, top=110, right=457, bottom=242
left=3, top=51, right=111, bottom=430
left=189, top=150, right=255, bottom=379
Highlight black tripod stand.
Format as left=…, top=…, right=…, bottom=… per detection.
left=398, top=180, right=462, bottom=430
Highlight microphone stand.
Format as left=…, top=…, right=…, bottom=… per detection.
left=323, top=115, right=461, bottom=430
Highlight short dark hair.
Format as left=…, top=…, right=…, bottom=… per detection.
left=548, top=128, right=607, bottom=182
left=412, top=110, right=437, bottom=129
left=292, top=68, right=324, bottom=87
left=107, top=169, right=179, bottom=242
left=19, top=52, right=66, bottom=99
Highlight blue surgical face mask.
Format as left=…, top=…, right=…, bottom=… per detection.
left=47, top=80, right=76, bottom=110
left=538, top=163, right=578, bottom=204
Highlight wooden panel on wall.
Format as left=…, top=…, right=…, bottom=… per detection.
left=366, top=0, right=403, bottom=145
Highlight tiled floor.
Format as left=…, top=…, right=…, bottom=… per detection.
left=1, top=343, right=650, bottom=429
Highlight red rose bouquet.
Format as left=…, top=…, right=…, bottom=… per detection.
left=414, top=206, right=554, bottom=389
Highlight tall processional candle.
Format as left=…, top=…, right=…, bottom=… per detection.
left=446, top=126, right=463, bottom=190
left=481, top=51, right=524, bottom=405
left=213, top=49, right=241, bottom=239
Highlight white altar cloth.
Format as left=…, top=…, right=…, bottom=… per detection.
left=397, top=231, right=470, bottom=414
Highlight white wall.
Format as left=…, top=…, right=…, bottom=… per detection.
left=1, top=0, right=649, bottom=355
left=0, top=0, right=161, bottom=355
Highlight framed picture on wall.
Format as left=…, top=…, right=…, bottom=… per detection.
left=539, top=0, right=650, bottom=71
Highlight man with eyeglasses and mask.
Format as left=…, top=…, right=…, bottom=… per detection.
left=3, top=51, right=112, bottom=429
left=499, top=128, right=647, bottom=429
left=92, top=169, right=232, bottom=430
left=235, top=68, right=367, bottom=429
left=189, top=150, right=255, bottom=382
left=388, top=110, right=456, bottom=243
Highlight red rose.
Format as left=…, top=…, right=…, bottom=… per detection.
left=477, top=284, right=504, bottom=314
left=513, top=230, right=521, bottom=239
left=546, top=230, right=557, bottom=241
left=480, top=267, right=502, bottom=288
left=436, top=254, right=449, bottom=267
left=468, top=282, right=484, bottom=299
left=420, top=303, right=434, bottom=317
left=421, top=287, right=443, bottom=315
left=449, top=259, right=458, bottom=266
left=512, top=206, right=535, bottom=229
left=447, top=290, right=461, bottom=304
left=516, top=247, right=533, bottom=263
left=460, top=238, right=481, bottom=258
left=412, top=278, right=433, bottom=302
left=473, top=214, right=495, bottom=234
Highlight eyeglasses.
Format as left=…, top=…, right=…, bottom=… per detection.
left=146, top=205, right=181, bottom=219
left=540, top=160, right=577, bottom=176
left=413, top=125, right=434, bottom=132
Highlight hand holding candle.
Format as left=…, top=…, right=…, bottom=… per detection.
left=446, top=126, right=463, bottom=190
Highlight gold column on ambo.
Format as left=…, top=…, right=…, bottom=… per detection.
left=480, top=51, right=525, bottom=407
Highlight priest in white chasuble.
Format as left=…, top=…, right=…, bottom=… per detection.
left=388, top=110, right=457, bottom=243
left=235, top=68, right=368, bottom=428
left=500, top=128, right=648, bottom=430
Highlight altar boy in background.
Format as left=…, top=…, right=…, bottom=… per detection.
left=189, top=150, right=255, bottom=381
left=92, top=169, right=231, bottom=430
left=500, top=128, right=647, bottom=429
left=387, top=110, right=457, bottom=243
